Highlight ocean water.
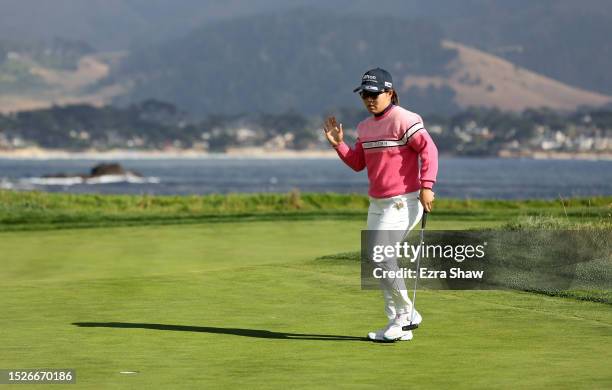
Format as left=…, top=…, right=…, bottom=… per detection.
left=0, top=157, right=610, bottom=199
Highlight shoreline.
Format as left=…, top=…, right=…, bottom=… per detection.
left=497, top=150, right=612, bottom=161
left=0, top=147, right=339, bottom=160
left=0, top=147, right=610, bottom=160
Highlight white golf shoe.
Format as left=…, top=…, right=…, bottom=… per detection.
left=368, top=327, right=413, bottom=342
left=382, top=310, right=423, bottom=341
left=368, top=310, right=422, bottom=342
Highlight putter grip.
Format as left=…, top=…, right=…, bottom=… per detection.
left=421, top=211, right=428, bottom=229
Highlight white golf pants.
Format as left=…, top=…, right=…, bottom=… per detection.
left=366, top=190, right=424, bottom=320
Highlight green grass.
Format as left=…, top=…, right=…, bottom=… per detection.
left=1, top=190, right=610, bottom=231
left=1, top=218, right=611, bottom=389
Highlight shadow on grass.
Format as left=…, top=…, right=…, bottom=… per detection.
left=72, top=322, right=367, bottom=341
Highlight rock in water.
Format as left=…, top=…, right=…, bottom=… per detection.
left=37, top=162, right=143, bottom=182
left=90, top=163, right=142, bottom=177
left=90, top=163, right=125, bottom=176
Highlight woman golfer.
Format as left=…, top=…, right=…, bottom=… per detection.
left=324, top=68, right=438, bottom=342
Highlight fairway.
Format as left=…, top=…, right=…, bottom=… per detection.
left=1, top=219, right=610, bottom=389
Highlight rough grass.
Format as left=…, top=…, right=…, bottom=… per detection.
left=322, top=216, right=611, bottom=304
left=1, top=190, right=610, bottom=231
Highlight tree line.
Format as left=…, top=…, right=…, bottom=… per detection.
left=1, top=100, right=610, bottom=155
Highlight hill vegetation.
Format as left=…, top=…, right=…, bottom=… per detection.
left=2, top=102, right=611, bottom=156
left=1, top=1, right=611, bottom=97
left=106, top=10, right=456, bottom=116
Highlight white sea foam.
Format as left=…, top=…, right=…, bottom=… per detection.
left=0, top=178, right=14, bottom=189
left=26, top=177, right=85, bottom=186
left=84, top=174, right=159, bottom=184
left=11, top=174, right=160, bottom=187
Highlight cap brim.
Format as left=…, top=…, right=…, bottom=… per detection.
left=353, top=84, right=382, bottom=93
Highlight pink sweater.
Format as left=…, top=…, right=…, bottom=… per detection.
left=334, top=105, right=438, bottom=198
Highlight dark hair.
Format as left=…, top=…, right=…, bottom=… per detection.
left=390, top=89, right=399, bottom=105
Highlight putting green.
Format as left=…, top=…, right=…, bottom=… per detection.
left=1, top=220, right=610, bottom=389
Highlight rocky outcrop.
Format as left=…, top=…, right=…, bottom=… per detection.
left=43, top=163, right=142, bottom=178
left=90, top=163, right=141, bottom=177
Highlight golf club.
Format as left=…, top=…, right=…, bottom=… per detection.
left=403, top=210, right=427, bottom=331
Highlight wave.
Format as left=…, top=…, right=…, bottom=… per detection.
left=1, top=174, right=160, bottom=189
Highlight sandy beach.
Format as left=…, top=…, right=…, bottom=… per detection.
left=1, top=146, right=610, bottom=160
left=0, top=147, right=338, bottom=160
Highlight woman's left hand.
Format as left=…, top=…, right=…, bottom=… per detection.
left=419, top=188, right=435, bottom=212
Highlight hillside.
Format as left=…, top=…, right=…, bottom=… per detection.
left=105, top=10, right=611, bottom=116
left=403, top=41, right=611, bottom=112
left=0, top=1, right=611, bottom=96
left=435, top=0, right=612, bottom=96
left=2, top=36, right=610, bottom=116
left=2, top=5, right=611, bottom=115
left=105, top=10, right=456, bottom=116
left=0, top=52, right=125, bottom=114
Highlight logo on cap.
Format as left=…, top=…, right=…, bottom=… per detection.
left=354, top=67, right=394, bottom=93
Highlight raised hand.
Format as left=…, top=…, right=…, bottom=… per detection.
left=323, top=116, right=344, bottom=147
